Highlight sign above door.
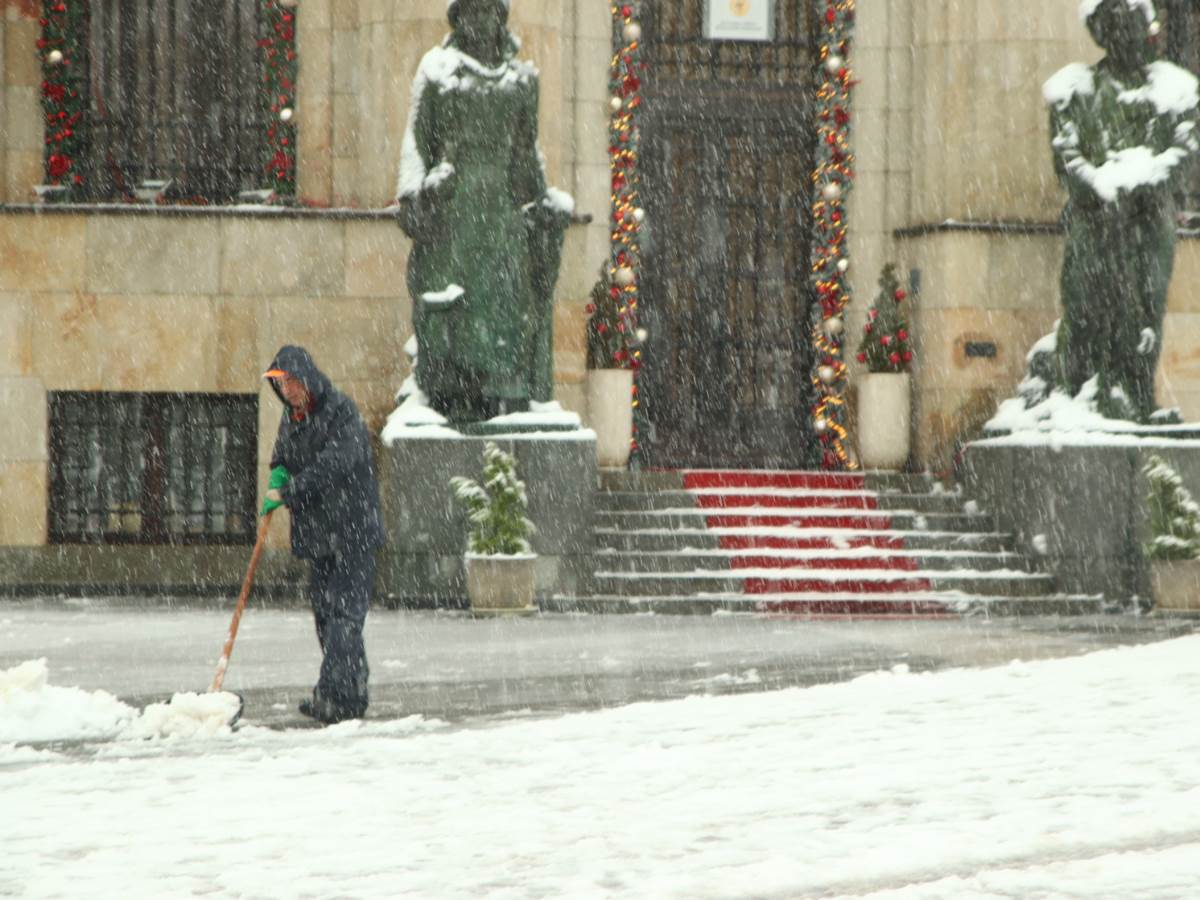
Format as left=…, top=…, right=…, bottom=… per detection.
left=704, top=0, right=775, bottom=42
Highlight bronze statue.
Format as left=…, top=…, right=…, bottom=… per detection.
left=1043, top=0, right=1199, bottom=421
left=396, top=0, right=572, bottom=423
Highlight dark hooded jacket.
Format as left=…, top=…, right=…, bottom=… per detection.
left=267, top=346, right=385, bottom=561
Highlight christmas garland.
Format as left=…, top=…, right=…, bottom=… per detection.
left=607, top=2, right=644, bottom=450
left=38, top=0, right=88, bottom=200
left=809, top=0, right=857, bottom=470
left=261, top=0, right=299, bottom=200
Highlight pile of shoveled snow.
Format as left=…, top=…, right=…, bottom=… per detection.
left=0, top=659, right=239, bottom=744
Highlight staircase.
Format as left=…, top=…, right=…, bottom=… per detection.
left=547, top=469, right=1103, bottom=617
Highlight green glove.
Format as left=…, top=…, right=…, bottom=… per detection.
left=261, top=466, right=290, bottom=516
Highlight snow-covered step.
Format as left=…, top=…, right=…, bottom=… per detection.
left=592, top=569, right=1057, bottom=598
left=594, top=549, right=1035, bottom=574
left=596, top=489, right=969, bottom=514
left=545, top=592, right=1103, bottom=617
left=596, top=509, right=997, bottom=533
left=593, top=527, right=1015, bottom=554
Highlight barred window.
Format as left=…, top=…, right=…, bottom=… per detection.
left=86, top=1, right=268, bottom=202
left=48, top=393, right=258, bottom=545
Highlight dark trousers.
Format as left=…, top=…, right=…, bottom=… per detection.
left=308, top=549, right=374, bottom=716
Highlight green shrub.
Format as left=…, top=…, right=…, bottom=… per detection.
left=450, top=442, right=535, bottom=556
left=1143, top=455, right=1200, bottom=561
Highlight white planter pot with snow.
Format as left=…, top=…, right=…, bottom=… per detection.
left=1151, top=559, right=1200, bottom=612
left=464, top=553, right=538, bottom=616
left=857, top=372, right=912, bottom=471
left=586, top=368, right=634, bottom=469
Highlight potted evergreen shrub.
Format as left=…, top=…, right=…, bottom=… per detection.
left=855, top=263, right=914, bottom=470
left=585, top=267, right=635, bottom=468
left=1143, top=455, right=1200, bottom=612
left=450, top=442, right=538, bottom=616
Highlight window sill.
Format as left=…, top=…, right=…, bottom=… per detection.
left=0, top=202, right=594, bottom=226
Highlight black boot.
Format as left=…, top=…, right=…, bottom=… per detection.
left=298, top=694, right=361, bottom=725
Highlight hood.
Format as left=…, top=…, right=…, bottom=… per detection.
left=265, top=345, right=333, bottom=411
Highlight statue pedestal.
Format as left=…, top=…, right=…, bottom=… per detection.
left=379, top=429, right=597, bottom=608
left=962, top=427, right=1200, bottom=607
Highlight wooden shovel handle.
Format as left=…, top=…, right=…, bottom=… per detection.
left=210, top=510, right=275, bottom=693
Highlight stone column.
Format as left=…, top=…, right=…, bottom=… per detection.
left=3, top=2, right=42, bottom=204
left=297, top=0, right=334, bottom=205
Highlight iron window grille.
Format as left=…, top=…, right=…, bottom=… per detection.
left=48, top=392, right=258, bottom=545
left=80, top=0, right=276, bottom=203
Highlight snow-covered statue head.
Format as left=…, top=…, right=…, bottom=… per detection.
left=446, top=0, right=513, bottom=65
left=1081, top=0, right=1157, bottom=66
left=392, top=0, right=574, bottom=423
left=1015, top=0, right=1200, bottom=424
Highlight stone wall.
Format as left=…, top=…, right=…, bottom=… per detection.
left=0, top=0, right=609, bottom=413
left=0, top=0, right=611, bottom=591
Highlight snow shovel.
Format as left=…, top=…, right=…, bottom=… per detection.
left=208, top=508, right=276, bottom=724
left=130, top=511, right=274, bottom=737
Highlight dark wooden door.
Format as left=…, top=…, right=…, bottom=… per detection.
left=637, top=0, right=820, bottom=468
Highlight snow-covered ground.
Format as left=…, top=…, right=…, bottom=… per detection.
left=5, top=634, right=1200, bottom=898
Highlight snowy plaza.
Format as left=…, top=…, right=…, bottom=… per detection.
left=8, top=0, right=1200, bottom=897
left=4, top=608, right=1200, bottom=898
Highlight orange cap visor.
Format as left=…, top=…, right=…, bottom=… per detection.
left=263, top=369, right=288, bottom=379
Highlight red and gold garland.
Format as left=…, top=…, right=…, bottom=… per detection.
left=261, top=0, right=299, bottom=200
left=809, top=0, right=857, bottom=469
left=609, top=3, right=643, bottom=451
left=38, top=0, right=87, bottom=199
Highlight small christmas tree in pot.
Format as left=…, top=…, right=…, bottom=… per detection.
left=1143, top=455, right=1200, bottom=612
left=450, top=442, right=538, bottom=616
left=854, top=263, right=915, bottom=470
left=585, top=265, right=637, bottom=467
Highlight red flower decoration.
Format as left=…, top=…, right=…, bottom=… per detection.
left=47, top=153, right=70, bottom=179
left=897, top=329, right=908, bottom=341
left=880, top=335, right=892, bottom=346
left=856, top=352, right=867, bottom=363
left=894, top=289, right=907, bottom=302
left=902, top=351, right=913, bottom=362
left=889, top=352, right=901, bottom=365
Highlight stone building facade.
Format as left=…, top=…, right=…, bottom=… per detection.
left=1, top=0, right=1198, bottom=591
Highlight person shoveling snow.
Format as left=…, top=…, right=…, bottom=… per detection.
left=0, top=659, right=241, bottom=745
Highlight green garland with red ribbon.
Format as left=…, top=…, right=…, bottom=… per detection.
left=608, top=2, right=644, bottom=452
left=809, top=0, right=857, bottom=470
left=38, top=0, right=88, bottom=200
left=261, top=0, right=298, bottom=200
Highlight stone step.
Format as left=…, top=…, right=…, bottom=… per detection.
left=595, top=509, right=998, bottom=534
left=598, top=470, right=687, bottom=493
left=590, top=570, right=1057, bottom=598
left=592, top=549, right=1036, bottom=574
left=543, top=592, right=1103, bottom=617
left=595, top=490, right=970, bottom=514
left=593, top=528, right=1015, bottom=554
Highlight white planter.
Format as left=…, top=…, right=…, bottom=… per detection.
left=464, top=553, right=538, bottom=616
left=1151, top=559, right=1200, bottom=611
left=857, top=372, right=911, bottom=471
left=586, top=368, right=634, bottom=468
